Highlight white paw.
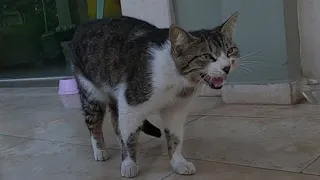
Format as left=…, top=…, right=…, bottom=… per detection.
left=121, top=159, right=140, bottom=178
left=93, top=149, right=109, bottom=161
left=172, top=161, right=196, bottom=175
left=91, top=136, right=109, bottom=161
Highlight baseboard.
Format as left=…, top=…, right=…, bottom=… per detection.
left=221, top=81, right=304, bottom=105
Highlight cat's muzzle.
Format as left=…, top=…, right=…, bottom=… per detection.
left=200, top=73, right=226, bottom=89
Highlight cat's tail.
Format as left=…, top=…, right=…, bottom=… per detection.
left=141, top=120, right=162, bottom=138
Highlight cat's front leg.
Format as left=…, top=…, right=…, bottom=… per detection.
left=160, top=100, right=196, bottom=175
left=115, top=106, right=143, bottom=178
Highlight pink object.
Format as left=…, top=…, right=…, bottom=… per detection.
left=58, top=78, right=79, bottom=95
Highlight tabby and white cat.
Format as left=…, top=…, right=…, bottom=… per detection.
left=70, top=12, right=239, bottom=178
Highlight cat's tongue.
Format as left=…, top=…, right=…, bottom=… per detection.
left=210, top=77, right=224, bottom=88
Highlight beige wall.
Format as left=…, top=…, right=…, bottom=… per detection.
left=298, top=0, right=320, bottom=80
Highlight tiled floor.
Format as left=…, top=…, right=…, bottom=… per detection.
left=1, top=87, right=320, bottom=180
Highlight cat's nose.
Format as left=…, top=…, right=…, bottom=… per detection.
left=222, top=66, right=231, bottom=74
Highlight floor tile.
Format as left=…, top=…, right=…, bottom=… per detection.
left=188, top=97, right=223, bottom=115
left=0, top=87, right=210, bottom=136
left=0, top=88, right=70, bottom=131
left=0, top=140, right=173, bottom=180
left=303, top=157, right=320, bottom=175
left=200, top=103, right=320, bottom=118
left=14, top=113, right=200, bottom=149
left=165, top=160, right=320, bottom=180
left=2, top=88, right=200, bottom=149
left=146, top=114, right=201, bottom=125
left=0, top=92, right=60, bottom=111
left=142, top=116, right=320, bottom=172
left=13, top=109, right=148, bottom=149
left=0, top=87, right=57, bottom=96
left=0, top=94, right=68, bottom=135
left=0, top=135, right=28, bottom=151
left=3, top=87, right=320, bottom=179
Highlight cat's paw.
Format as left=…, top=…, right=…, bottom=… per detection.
left=121, top=159, right=140, bottom=178
left=171, top=161, right=196, bottom=175
left=93, top=149, right=109, bottom=161
left=91, top=136, right=109, bottom=161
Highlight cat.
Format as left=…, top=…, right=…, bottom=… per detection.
left=70, top=12, right=239, bottom=178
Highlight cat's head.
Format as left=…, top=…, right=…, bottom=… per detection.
left=169, top=12, right=240, bottom=89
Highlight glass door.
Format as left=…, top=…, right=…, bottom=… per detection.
left=0, top=0, right=120, bottom=87
left=0, top=0, right=76, bottom=81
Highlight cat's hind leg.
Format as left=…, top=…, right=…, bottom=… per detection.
left=77, top=77, right=109, bottom=161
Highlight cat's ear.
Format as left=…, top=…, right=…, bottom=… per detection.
left=169, top=25, right=196, bottom=47
left=220, top=11, right=239, bottom=39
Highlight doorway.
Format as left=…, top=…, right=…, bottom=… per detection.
left=0, top=0, right=121, bottom=86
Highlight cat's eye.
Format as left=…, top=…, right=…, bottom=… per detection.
left=227, top=47, right=237, bottom=57
left=202, top=53, right=217, bottom=62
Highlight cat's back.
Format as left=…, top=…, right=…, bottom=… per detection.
left=71, top=16, right=162, bottom=86
left=73, top=16, right=158, bottom=45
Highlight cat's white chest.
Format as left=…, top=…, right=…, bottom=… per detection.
left=150, top=83, right=180, bottom=106
left=140, top=41, right=189, bottom=113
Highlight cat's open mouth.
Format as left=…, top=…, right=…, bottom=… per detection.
left=200, top=74, right=225, bottom=89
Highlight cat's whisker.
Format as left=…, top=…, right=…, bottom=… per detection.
left=239, top=54, right=254, bottom=60
left=242, top=52, right=262, bottom=57
left=192, top=84, right=203, bottom=100
left=240, top=54, right=268, bottom=60
left=239, top=52, right=268, bottom=65
left=239, top=52, right=262, bottom=59
left=194, top=76, right=207, bottom=91
left=200, top=84, right=206, bottom=96
left=191, top=76, right=207, bottom=101
left=237, top=63, right=255, bottom=69
left=237, top=69, right=251, bottom=75
left=237, top=62, right=256, bottom=66
left=237, top=58, right=267, bottom=68
left=240, top=57, right=268, bottom=63
left=237, top=65, right=254, bottom=70
left=193, top=78, right=204, bottom=91
left=237, top=67, right=253, bottom=74
left=239, top=59, right=264, bottom=63
left=238, top=64, right=253, bottom=69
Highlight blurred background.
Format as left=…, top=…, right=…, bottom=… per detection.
left=1, top=0, right=317, bottom=105
left=0, top=0, right=121, bottom=80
